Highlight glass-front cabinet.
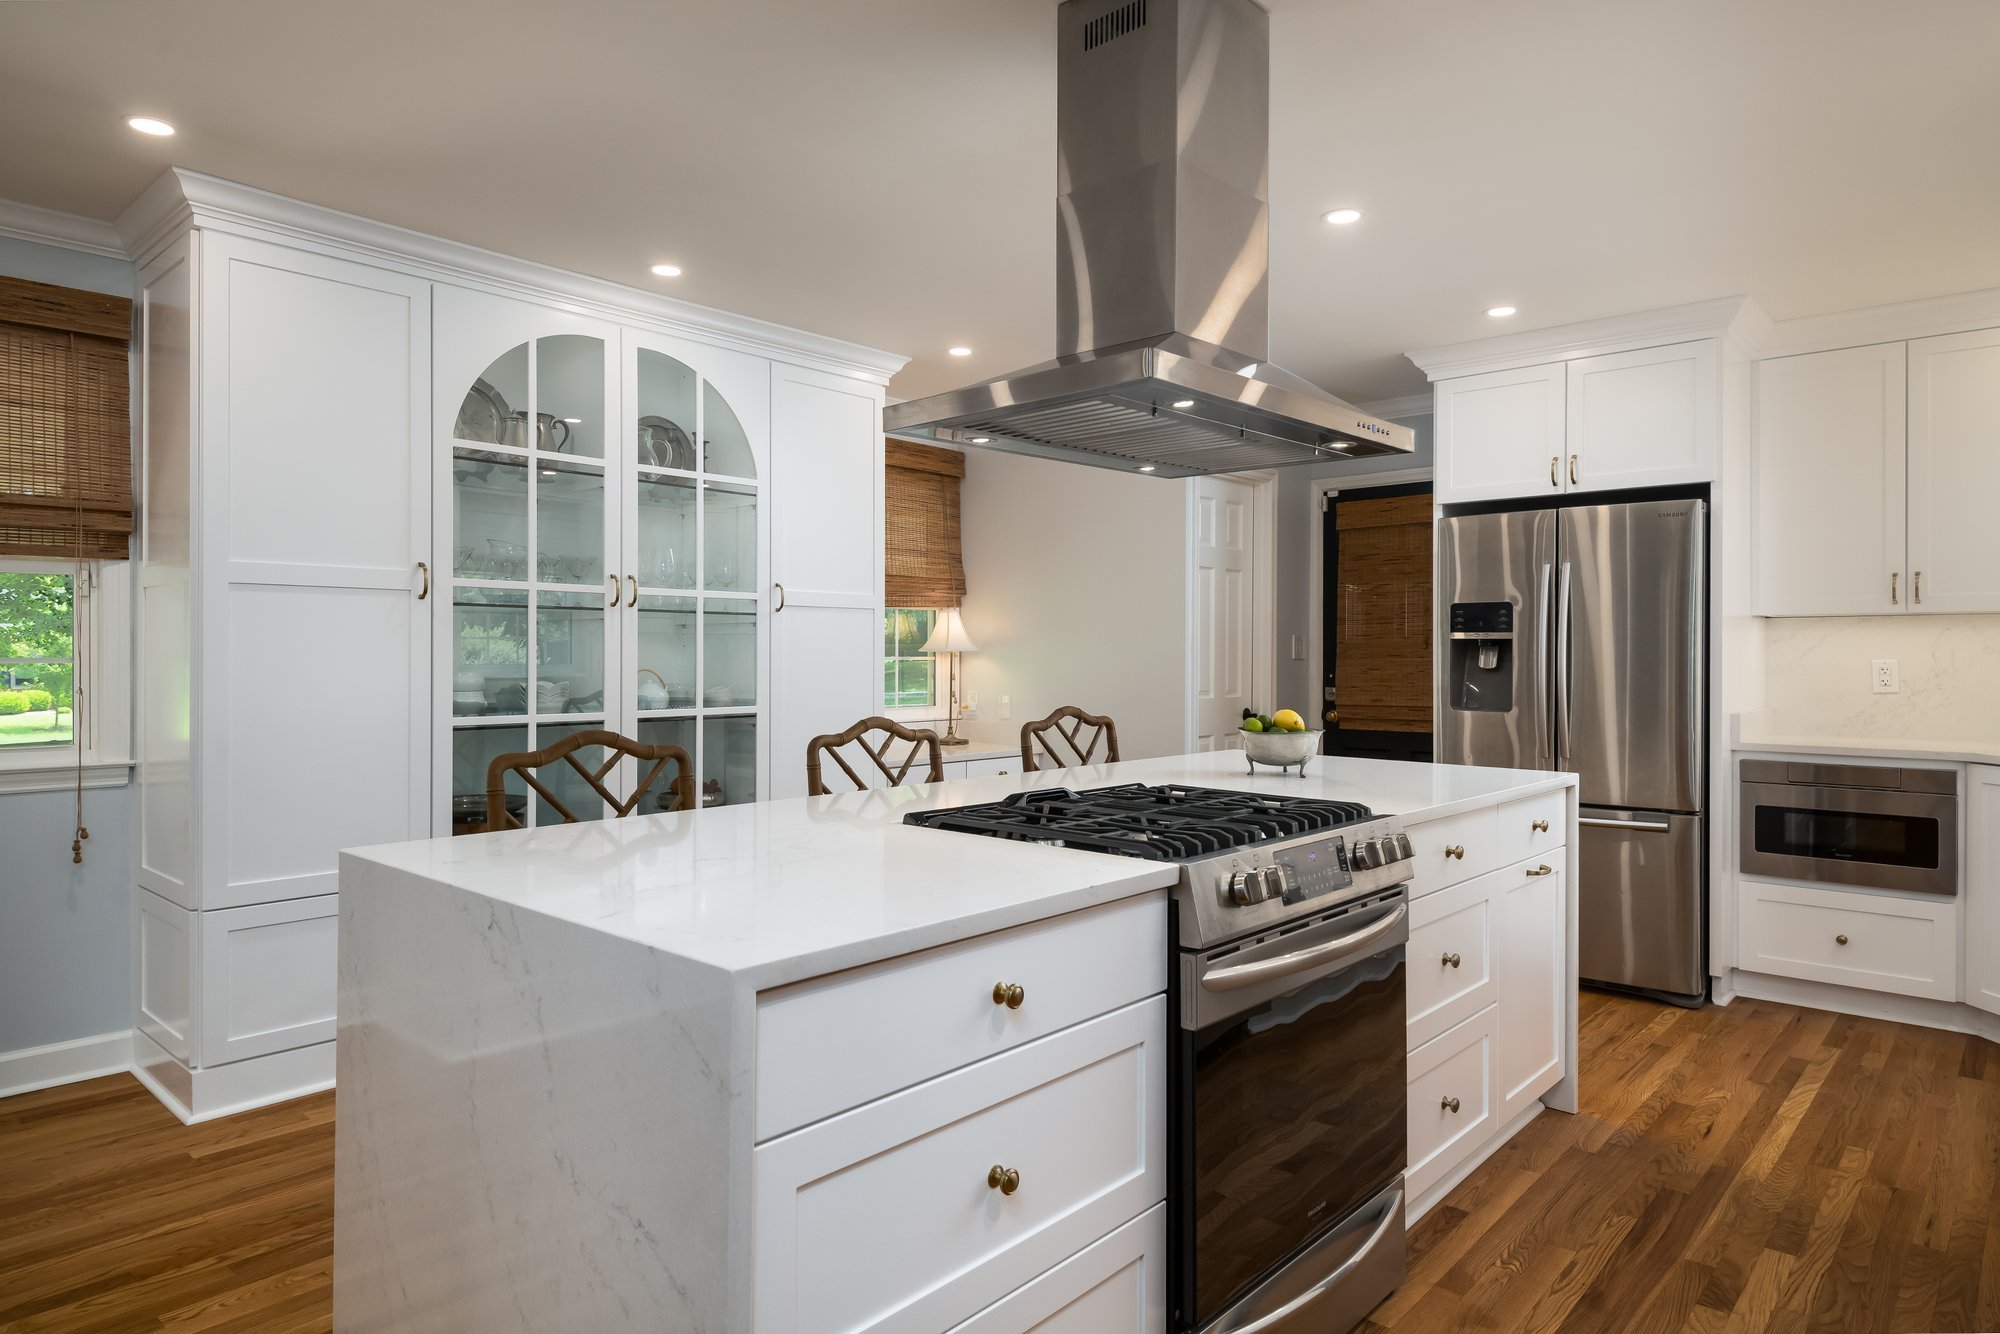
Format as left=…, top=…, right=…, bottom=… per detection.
left=434, top=290, right=770, bottom=832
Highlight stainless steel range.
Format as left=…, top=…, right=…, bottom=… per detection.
left=907, top=784, right=1413, bottom=1333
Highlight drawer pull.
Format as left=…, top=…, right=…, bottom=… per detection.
left=1526, top=864, right=1554, bottom=876
left=1442, top=952, right=1462, bottom=969
left=986, top=1164, right=1021, bottom=1196
left=1444, top=844, right=1465, bottom=860
left=1441, top=1096, right=1461, bottom=1114
left=1532, top=819, right=1550, bottom=833
left=991, top=982, right=1026, bottom=1009
left=1836, top=934, right=1849, bottom=946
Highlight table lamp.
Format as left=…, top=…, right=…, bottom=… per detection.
left=921, top=608, right=980, bottom=747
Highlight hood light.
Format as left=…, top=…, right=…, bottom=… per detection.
left=1323, top=208, right=1362, bottom=225
left=1138, top=465, right=1157, bottom=473
left=1171, top=399, right=1195, bottom=409
left=127, top=116, right=176, bottom=136
left=650, top=263, right=683, bottom=278
left=1485, top=305, right=1517, bottom=318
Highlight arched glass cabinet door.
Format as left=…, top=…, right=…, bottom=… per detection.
left=629, top=341, right=765, bottom=809
left=445, top=330, right=619, bottom=830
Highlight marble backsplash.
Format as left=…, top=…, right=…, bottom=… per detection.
left=1763, top=614, right=2000, bottom=740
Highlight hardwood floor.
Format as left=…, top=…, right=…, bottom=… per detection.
left=1, top=991, right=1995, bottom=1332
left=1365, top=990, right=2000, bottom=1334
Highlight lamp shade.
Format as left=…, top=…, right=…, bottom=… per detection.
left=920, top=607, right=979, bottom=654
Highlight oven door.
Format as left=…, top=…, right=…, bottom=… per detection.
left=1173, top=895, right=1408, bottom=1332
left=1739, top=780, right=1957, bottom=896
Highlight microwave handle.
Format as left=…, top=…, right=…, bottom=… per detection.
left=1198, top=904, right=1407, bottom=993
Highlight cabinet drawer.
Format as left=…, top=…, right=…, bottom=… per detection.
left=1406, top=1006, right=1496, bottom=1204
left=946, top=1205, right=1165, bottom=1333
left=1406, top=875, right=1495, bottom=1050
left=1404, top=806, right=1500, bottom=900
left=1493, top=789, right=1567, bottom=868
left=1739, top=880, right=1958, bottom=1001
left=756, top=893, right=1166, bottom=1140
left=944, top=755, right=1020, bottom=781
left=753, top=998, right=1166, bottom=1334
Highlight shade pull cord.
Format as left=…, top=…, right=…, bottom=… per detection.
left=67, top=331, right=87, bottom=865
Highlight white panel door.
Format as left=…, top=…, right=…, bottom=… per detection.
left=1493, top=858, right=1565, bottom=1123
left=1908, top=328, right=2000, bottom=613
left=1754, top=343, right=1907, bottom=616
left=197, top=894, right=339, bottom=1066
left=1433, top=363, right=1567, bottom=504
left=1191, top=476, right=1254, bottom=752
left=1565, top=340, right=1717, bottom=492
left=769, top=363, right=883, bottom=798
left=200, top=234, right=430, bottom=906
left=1965, top=766, right=2000, bottom=1017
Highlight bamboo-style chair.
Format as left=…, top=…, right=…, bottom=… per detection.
left=805, top=716, right=944, bottom=796
left=484, top=729, right=695, bottom=830
left=1020, top=706, right=1121, bottom=772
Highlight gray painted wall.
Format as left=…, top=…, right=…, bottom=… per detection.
left=0, top=229, right=138, bottom=1055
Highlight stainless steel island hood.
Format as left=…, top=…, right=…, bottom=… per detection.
left=884, top=0, right=1412, bottom=478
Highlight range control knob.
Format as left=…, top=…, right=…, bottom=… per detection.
left=1229, top=867, right=1279, bottom=905
left=1351, top=839, right=1378, bottom=871
left=1393, top=833, right=1415, bottom=861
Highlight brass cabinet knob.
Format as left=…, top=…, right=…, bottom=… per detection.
left=1442, top=952, right=1462, bottom=969
left=1531, top=819, right=1550, bottom=833
left=1444, top=844, right=1465, bottom=860
left=1441, top=1096, right=1461, bottom=1114
left=1836, top=934, right=1849, bottom=946
left=992, top=982, right=1026, bottom=1009
left=1526, top=864, right=1554, bottom=876
left=987, top=1164, right=1021, bottom=1196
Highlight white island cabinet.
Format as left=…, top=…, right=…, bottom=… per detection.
left=333, top=751, right=1576, bottom=1332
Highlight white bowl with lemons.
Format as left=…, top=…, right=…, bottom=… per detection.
left=1239, top=709, right=1321, bottom=773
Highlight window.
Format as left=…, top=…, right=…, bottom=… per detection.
left=883, top=608, right=937, bottom=711
left=0, top=567, right=73, bottom=749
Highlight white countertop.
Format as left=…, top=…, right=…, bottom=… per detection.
left=345, top=750, right=1572, bottom=990
left=1731, top=714, right=2000, bottom=766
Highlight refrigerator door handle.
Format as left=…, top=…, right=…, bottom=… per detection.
left=1556, top=561, right=1573, bottom=765
left=1580, top=816, right=1673, bottom=832
left=1535, top=562, right=1552, bottom=765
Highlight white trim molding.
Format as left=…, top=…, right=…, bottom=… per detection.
left=0, top=760, right=132, bottom=796
left=131, top=1028, right=336, bottom=1124
left=0, top=197, right=126, bottom=259
left=1724, top=969, right=2000, bottom=1046
left=1408, top=296, right=1767, bottom=382
left=0, top=1029, right=134, bottom=1099
left=114, top=169, right=908, bottom=386
left=1353, top=392, right=1434, bottom=421
left=1758, top=285, right=2000, bottom=359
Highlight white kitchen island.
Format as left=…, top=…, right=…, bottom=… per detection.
left=332, top=751, right=1578, bottom=1333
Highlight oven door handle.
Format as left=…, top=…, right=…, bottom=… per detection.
left=1198, top=904, right=1408, bottom=993
left=1217, top=1183, right=1406, bottom=1334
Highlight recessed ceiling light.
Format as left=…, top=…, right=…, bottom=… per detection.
left=1323, top=208, right=1362, bottom=226
left=1486, top=305, right=1517, bottom=318
left=948, top=346, right=973, bottom=357
left=1139, top=465, right=1157, bottom=473
left=649, top=263, right=683, bottom=278
left=126, top=116, right=175, bottom=137
left=1171, top=399, right=1195, bottom=409
left=969, top=436, right=991, bottom=444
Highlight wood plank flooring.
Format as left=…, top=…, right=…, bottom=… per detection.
left=0, top=990, right=1994, bottom=1332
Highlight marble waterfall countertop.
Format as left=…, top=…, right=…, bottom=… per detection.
left=341, top=749, right=1574, bottom=991
left=1732, top=714, right=2000, bottom=766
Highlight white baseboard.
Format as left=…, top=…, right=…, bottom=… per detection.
left=132, top=1028, right=335, bottom=1124
left=1725, top=969, right=2000, bottom=1044
left=1407, top=1101, right=1546, bottom=1226
left=0, top=1029, right=134, bottom=1099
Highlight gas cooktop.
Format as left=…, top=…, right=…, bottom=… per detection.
left=906, top=783, right=1414, bottom=949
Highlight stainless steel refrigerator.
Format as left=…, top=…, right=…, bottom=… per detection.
left=1437, top=499, right=1705, bottom=1004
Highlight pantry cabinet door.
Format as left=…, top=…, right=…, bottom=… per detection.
left=1434, top=363, right=1567, bottom=504
left=1565, top=341, right=1716, bottom=492
left=1493, top=857, right=1565, bottom=1124
left=1754, top=343, right=1906, bottom=616
left=1908, top=328, right=2000, bottom=613
left=1967, top=766, right=2000, bottom=1018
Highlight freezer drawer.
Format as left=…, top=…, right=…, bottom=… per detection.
left=1577, top=809, right=1704, bottom=1000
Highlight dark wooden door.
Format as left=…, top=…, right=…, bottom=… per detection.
left=1322, top=484, right=1434, bottom=762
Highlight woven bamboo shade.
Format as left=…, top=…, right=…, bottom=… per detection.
left=0, top=275, right=133, bottom=561
left=884, top=439, right=966, bottom=608
left=1334, top=492, right=1432, bottom=733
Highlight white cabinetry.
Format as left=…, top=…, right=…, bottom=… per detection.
left=1963, top=766, right=2000, bottom=1017
left=1433, top=363, right=1566, bottom=503
left=1907, top=328, right=2000, bottom=613
left=1737, top=879, right=1957, bottom=1001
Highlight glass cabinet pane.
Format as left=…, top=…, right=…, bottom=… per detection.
left=452, top=724, right=527, bottom=835
left=453, top=344, right=527, bottom=445
left=636, top=349, right=698, bottom=471
left=635, top=595, right=697, bottom=711
left=536, top=590, right=607, bottom=717
left=452, top=450, right=528, bottom=581
left=535, top=460, right=606, bottom=586
left=535, top=335, right=605, bottom=460
left=452, top=588, right=528, bottom=717
left=703, top=480, right=755, bottom=592
left=637, top=718, right=699, bottom=814
left=636, top=475, right=697, bottom=590
left=703, top=382, right=756, bottom=478
left=703, top=715, right=757, bottom=809
left=529, top=723, right=610, bottom=825
left=702, top=601, right=757, bottom=708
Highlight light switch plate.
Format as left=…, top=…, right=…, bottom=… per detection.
left=999, top=694, right=1012, bottom=720
left=1872, top=659, right=1899, bottom=694
left=1290, top=634, right=1306, bottom=661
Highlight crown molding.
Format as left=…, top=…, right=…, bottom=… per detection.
left=115, top=168, right=909, bottom=385
left=0, top=197, right=126, bottom=259
left=1760, top=286, right=2000, bottom=359
left=1407, top=296, right=1761, bottom=381
left=1353, top=392, right=1433, bottom=420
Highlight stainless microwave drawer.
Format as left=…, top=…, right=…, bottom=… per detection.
left=1738, top=778, right=1958, bottom=897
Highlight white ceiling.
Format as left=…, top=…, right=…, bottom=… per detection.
left=3, top=0, right=1998, bottom=404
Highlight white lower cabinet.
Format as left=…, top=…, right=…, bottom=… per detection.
left=196, top=895, right=338, bottom=1066
left=1738, top=878, right=1958, bottom=1001
left=947, top=1206, right=1165, bottom=1334
left=1494, top=858, right=1566, bottom=1122
left=944, top=754, right=1018, bottom=781
left=1405, top=1006, right=1496, bottom=1203
left=1969, top=766, right=2000, bottom=1017
left=753, top=998, right=1166, bottom=1334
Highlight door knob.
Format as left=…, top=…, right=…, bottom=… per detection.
left=992, top=982, right=1026, bottom=1009
left=1531, top=819, right=1550, bottom=833
left=986, top=1165, right=1021, bottom=1196
left=1441, top=1096, right=1461, bottom=1114
left=1836, top=934, right=1849, bottom=946
left=1444, top=844, right=1465, bottom=860
left=1442, top=952, right=1461, bottom=969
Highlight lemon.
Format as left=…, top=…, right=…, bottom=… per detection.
left=1273, top=708, right=1304, bottom=732
left=1240, top=717, right=1265, bottom=733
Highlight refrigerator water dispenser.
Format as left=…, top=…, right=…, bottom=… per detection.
left=1447, top=601, right=1515, bottom=712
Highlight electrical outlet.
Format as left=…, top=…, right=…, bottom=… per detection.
left=1290, top=634, right=1306, bottom=661
left=964, top=690, right=978, bottom=713
left=1872, top=659, right=1900, bottom=694
left=999, top=694, right=1012, bottom=720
